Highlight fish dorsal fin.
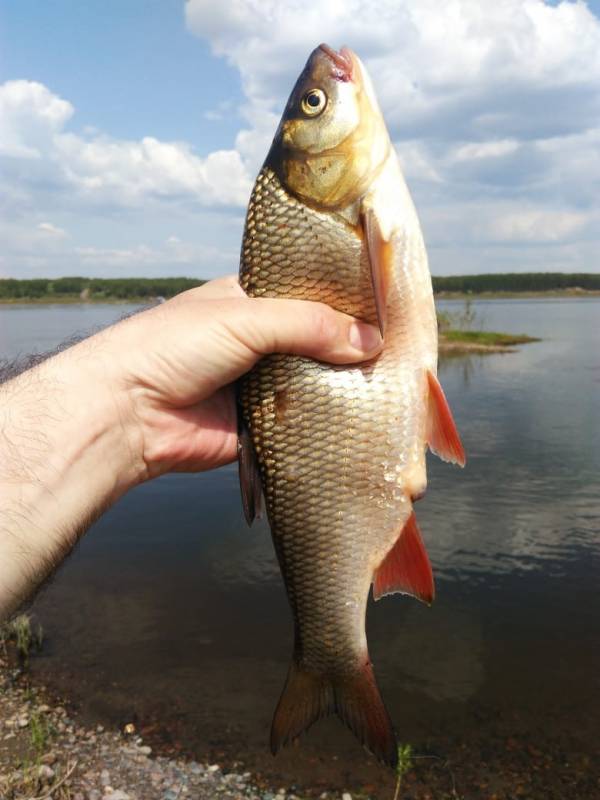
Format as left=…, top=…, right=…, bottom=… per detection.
left=237, top=417, right=263, bottom=526
left=361, top=206, right=391, bottom=337
left=373, top=511, right=434, bottom=605
left=426, top=370, right=466, bottom=467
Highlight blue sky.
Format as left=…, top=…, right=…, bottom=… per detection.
left=1, top=0, right=599, bottom=279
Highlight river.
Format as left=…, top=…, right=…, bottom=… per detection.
left=1, top=298, right=598, bottom=797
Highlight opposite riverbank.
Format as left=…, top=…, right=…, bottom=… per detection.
left=1, top=290, right=599, bottom=305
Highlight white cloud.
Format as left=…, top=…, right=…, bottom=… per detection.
left=186, top=0, right=600, bottom=144
left=450, top=140, right=520, bottom=163
left=38, top=222, right=68, bottom=238
left=486, top=209, right=588, bottom=243
left=0, top=80, right=73, bottom=158
left=184, top=0, right=600, bottom=276
left=0, top=79, right=253, bottom=277
left=1, top=80, right=252, bottom=211
left=2, top=2, right=600, bottom=278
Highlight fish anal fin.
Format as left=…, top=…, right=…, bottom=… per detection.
left=271, top=658, right=397, bottom=768
left=373, top=511, right=434, bottom=605
left=426, top=370, right=466, bottom=467
left=361, top=207, right=392, bottom=337
left=237, top=419, right=262, bottom=526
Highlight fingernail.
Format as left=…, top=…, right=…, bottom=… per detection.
left=348, top=322, right=383, bottom=352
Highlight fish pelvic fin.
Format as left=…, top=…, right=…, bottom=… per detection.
left=426, top=370, right=466, bottom=467
left=373, top=510, right=435, bottom=605
left=271, top=658, right=398, bottom=768
left=237, top=414, right=263, bottom=526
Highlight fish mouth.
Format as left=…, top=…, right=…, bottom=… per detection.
left=318, top=43, right=355, bottom=82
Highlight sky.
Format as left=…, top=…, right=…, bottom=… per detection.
left=1, top=0, right=599, bottom=279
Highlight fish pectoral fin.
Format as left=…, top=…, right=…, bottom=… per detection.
left=361, top=205, right=391, bottom=337
left=237, top=417, right=263, bottom=526
left=373, top=511, right=435, bottom=605
left=426, top=370, right=466, bottom=467
left=271, top=658, right=398, bottom=769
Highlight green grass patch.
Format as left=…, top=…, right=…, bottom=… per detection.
left=442, top=330, right=540, bottom=346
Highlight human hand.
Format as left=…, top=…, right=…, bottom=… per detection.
left=108, top=275, right=383, bottom=479
left=0, top=275, right=382, bottom=617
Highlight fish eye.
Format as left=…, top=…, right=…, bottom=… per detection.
left=301, top=89, right=327, bottom=116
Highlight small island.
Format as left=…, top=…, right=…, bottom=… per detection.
left=439, top=329, right=540, bottom=354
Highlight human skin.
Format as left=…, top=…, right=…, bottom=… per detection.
left=0, top=276, right=382, bottom=620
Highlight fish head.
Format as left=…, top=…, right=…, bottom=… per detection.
left=269, top=44, right=391, bottom=210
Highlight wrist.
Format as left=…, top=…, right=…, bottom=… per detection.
left=0, top=337, right=147, bottom=617
left=1, top=335, right=147, bottom=543
left=43, top=334, right=149, bottom=495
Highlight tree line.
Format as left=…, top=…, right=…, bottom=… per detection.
left=432, top=272, right=600, bottom=293
left=0, top=277, right=204, bottom=300
left=0, top=273, right=598, bottom=300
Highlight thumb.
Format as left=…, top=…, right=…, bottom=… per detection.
left=236, top=296, right=383, bottom=365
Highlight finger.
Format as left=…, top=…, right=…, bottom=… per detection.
left=230, top=297, right=383, bottom=366
left=175, top=275, right=245, bottom=302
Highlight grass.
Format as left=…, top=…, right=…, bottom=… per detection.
left=441, top=330, right=540, bottom=347
left=392, top=743, right=413, bottom=800
left=0, top=614, right=44, bottom=666
left=29, top=710, right=53, bottom=756
left=436, top=298, right=540, bottom=350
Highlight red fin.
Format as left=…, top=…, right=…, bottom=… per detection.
left=426, top=370, right=466, bottom=467
left=271, top=659, right=397, bottom=768
left=362, top=207, right=391, bottom=337
left=373, top=512, right=435, bottom=605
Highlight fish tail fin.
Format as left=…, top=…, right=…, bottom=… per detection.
left=270, top=658, right=397, bottom=768
left=270, top=660, right=334, bottom=755
left=334, top=661, right=398, bottom=768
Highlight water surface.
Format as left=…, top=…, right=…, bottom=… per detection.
left=1, top=299, right=598, bottom=797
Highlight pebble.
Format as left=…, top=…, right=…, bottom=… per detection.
left=342, top=794, right=353, bottom=800
left=0, top=662, right=275, bottom=800
left=38, top=764, right=55, bottom=781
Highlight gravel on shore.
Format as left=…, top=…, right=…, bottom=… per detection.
left=0, top=651, right=307, bottom=800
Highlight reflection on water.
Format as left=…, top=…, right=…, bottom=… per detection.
left=1, top=298, right=599, bottom=791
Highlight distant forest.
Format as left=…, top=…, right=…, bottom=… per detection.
left=0, top=273, right=598, bottom=300
left=432, top=272, right=600, bottom=293
left=0, top=277, right=204, bottom=300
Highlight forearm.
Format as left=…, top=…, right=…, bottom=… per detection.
left=0, top=336, right=144, bottom=618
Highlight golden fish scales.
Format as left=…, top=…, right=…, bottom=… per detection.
left=239, top=167, right=424, bottom=763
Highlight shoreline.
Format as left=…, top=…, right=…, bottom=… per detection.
left=435, top=289, right=600, bottom=300
left=438, top=331, right=539, bottom=354
left=3, top=628, right=598, bottom=799
left=0, top=649, right=271, bottom=800
left=1, top=288, right=599, bottom=305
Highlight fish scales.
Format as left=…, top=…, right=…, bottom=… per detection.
left=237, top=44, right=464, bottom=767
left=240, top=171, right=421, bottom=704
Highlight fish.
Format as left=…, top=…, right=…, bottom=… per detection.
left=237, top=43, right=465, bottom=768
